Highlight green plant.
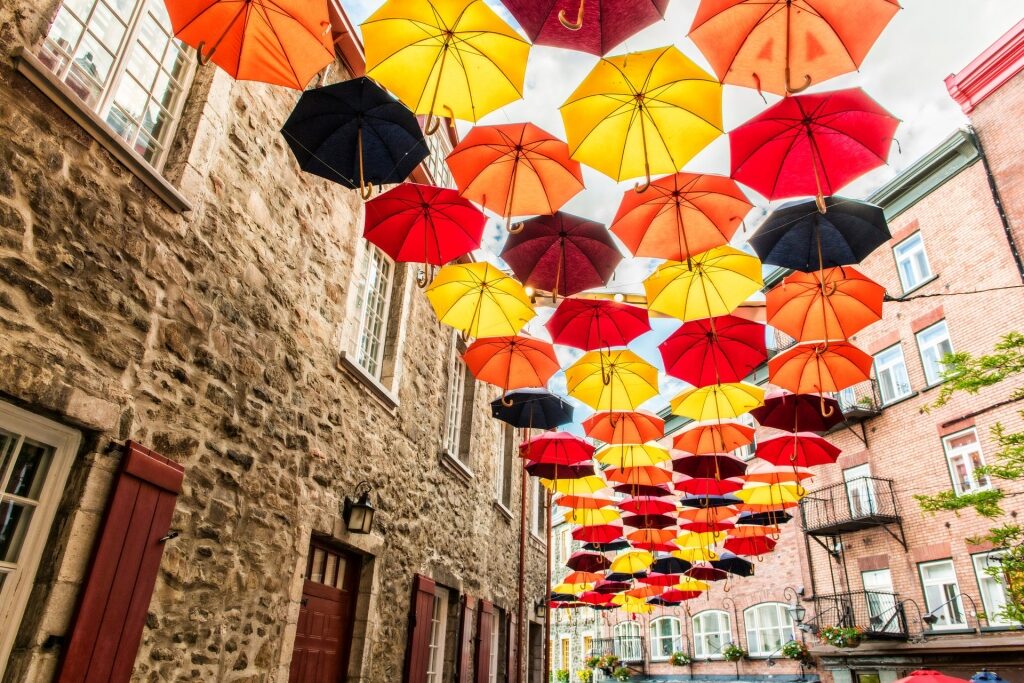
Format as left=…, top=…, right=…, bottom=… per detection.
left=584, top=655, right=601, bottom=669
left=611, top=666, right=631, bottom=681
left=577, top=669, right=594, bottom=683
left=781, top=640, right=811, bottom=663
left=554, top=669, right=570, bottom=683
left=819, top=625, right=863, bottom=648
left=721, top=643, right=747, bottom=661
left=598, top=654, right=620, bottom=669
left=669, top=651, right=691, bottom=666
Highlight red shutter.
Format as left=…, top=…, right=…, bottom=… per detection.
left=56, top=441, right=184, bottom=683
left=475, top=600, right=493, bottom=683
left=507, top=611, right=519, bottom=683
left=457, top=596, right=477, bottom=683
left=404, top=574, right=436, bottom=683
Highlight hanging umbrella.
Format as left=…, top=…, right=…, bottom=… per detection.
left=660, top=315, right=767, bottom=387
left=673, top=422, right=754, bottom=455
left=724, top=535, right=777, bottom=556
left=621, top=514, right=676, bottom=530
left=673, top=577, right=712, bottom=592
left=676, top=509, right=737, bottom=528
left=735, top=484, right=806, bottom=506
left=750, top=390, right=843, bottom=433
left=527, top=462, right=595, bottom=479
left=625, top=583, right=663, bottom=599
left=584, top=540, right=631, bottom=552
left=756, top=433, right=841, bottom=468
left=676, top=477, right=744, bottom=497
left=563, top=570, right=604, bottom=584
left=769, top=341, right=873, bottom=394
left=573, top=524, right=624, bottom=543
left=425, top=262, right=535, bottom=338
left=730, top=88, right=899, bottom=206
left=896, top=673, right=971, bottom=683
left=596, top=444, right=671, bottom=468
left=447, top=123, right=585, bottom=231
left=679, top=494, right=741, bottom=509
left=686, top=564, right=728, bottom=582
left=627, top=530, right=678, bottom=549
left=362, top=0, right=529, bottom=130
left=546, top=299, right=651, bottom=351
left=500, top=0, right=669, bottom=56
left=679, top=520, right=734, bottom=534
left=768, top=266, right=885, bottom=342
left=675, top=530, right=725, bottom=547
left=660, top=589, right=703, bottom=602
left=500, top=212, right=622, bottom=296
left=651, top=557, right=692, bottom=575
left=710, top=552, right=754, bottom=577
left=579, top=590, right=617, bottom=605
left=556, top=494, right=616, bottom=509
left=565, top=350, right=659, bottom=411
left=282, top=78, right=428, bottom=197
left=647, top=597, right=681, bottom=607
left=464, top=336, right=560, bottom=399
left=688, top=0, right=900, bottom=95
left=619, top=497, right=676, bottom=516
left=567, top=551, right=613, bottom=572
left=673, top=547, right=719, bottom=563
left=644, top=247, right=763, bottom=321
left=610, top=550, right=655, bottom=574
left=743, top=468, right=814, bottom=486
left=166, top=0, right=333, bottom=89
left=737, top=510, right=793, bottom=526
left=491, top=389, right=574, bottom=429
left=521, top=432, right=595, bottom=465
left=611, top=172, right=751, bottom=261
left=546, top=475, right=609, bottom=495
left=560, top=46, right=722, bottom=190
left=612, top=483, right=673, bottom=498
left=672, top=453, right=748, bottom=479
left=604, top=465, right=673, bottom=487
left=584, top=411, right=665, bottom=445
left=670, top=383, right=765, bottom=421
left=567, top=508, right=622, bottom=525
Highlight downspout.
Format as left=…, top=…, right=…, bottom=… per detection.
left=969, top=125, right=1024, bottom=283
left=517, top=459, right=528, bottom=683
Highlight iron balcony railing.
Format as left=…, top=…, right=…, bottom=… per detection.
left=590, top=636, right=646, bottom=663
left=808, top=590, right=908, bottom=640
left=829, top=379, right=883, bottom=424
left=800, top=476, right=901, bottom=535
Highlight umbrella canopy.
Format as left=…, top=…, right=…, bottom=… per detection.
left=751, top=198, right=891, bottom=272
left=660, top=589, right=703, bottom=602
left=673, top=421, right=754, bottom=455
left=610, top=550, right=655, bottom=574
left=744, top=468, right=814, bottom=485
left=464, top=336, right=560, bottom=395
left=546, top=475, right=609, bottom=495
left=647, top=597, right=682, bottom=607
left=769, top=341, right=873, bottom=393
left=491, top=389, right=574, bottom=429
left=611, top=172, right=751, bottom=261
left=584, top=411, right=665, bottom=444
left=750, top=390, right=843, bottom=433
left=756, top=432, right=842, bottom=468
left=686, top=564, right=728, bottom=582
left=447, top=123, right=585, bottom=226
left=737, top=510, right=794, bottom=526
left=573, top=524, right=624, bottom=543
left=612, top=483, right=673, bottom=498
left=546, top=299, right=651, bottom=351
left=670, top=383, right=765, bottom=421
left=565, top=350, right=660, bottom=411
left=673, top=577, right=712, bottom=592
left=521, top=432, right=595, bottom=465
left=676, top=477, right=744, bottom=497
left=677, top=508, right=737, bottom=527
left=724, top=535, right=777, bottom=556
left=651, top=556, right=693, bottom=575
left=500, top=212, right=622, bottom=296
left=527, top=462, right=595, bottom=479
left=689, top=0, right=900, bottom=95
left=768, top=266, right=885, bottom=342
left=672, top=453, right=748, bottom=479
left=896, top=672, right=972, bottom=683
left=567, top=551, right=613, bottom=572
left=567, top=508, right=622, bottom=525
left=710, top=552, right=754, bottom=577
left=619, top=496, right=676, bottom=516
left=627, top=529, right=678, bottom=548
left=621, top=514, right=676, bottom=529
left=679, top=494, right=741, bottom=509
left=730, top=88, right=899, bottom=203
left=282, top=78, right=428, bottom=195
left=660, top=315, right=767, bottom=387
left=561, top=46, right=722, bottom=188
left=735, top=484, right=806, bottom=506
left=579, top=590, right=617, bottom=604
left=425, top=262, right=535, bottom=338
left=167, top=0, right=333, bottom=89
left=584, top=540, right=631, bottom=552
left=605, top=465, right=673, bottom=487
left=556, top=494, right=616, bottom=509
left=500, top=0, right=669, bottom=56
left=596, top=444, right=671, bottom=468
left=362, top=0, right=529, bottom=125
left=644, top=246, right=763, bottom=321
left=672, top=547, right=719, bottom=563
left=563, top=570, right=604, bottom=584
left=680, top=519, right=735, bottom=534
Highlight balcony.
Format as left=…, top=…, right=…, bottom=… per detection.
left=589, top=636, right=646, bottom=664
left=807, top=590, right=909, bottom=640
left=829, top=379, right=883, bottom=425
left=800, top=477, right=903, bottom=538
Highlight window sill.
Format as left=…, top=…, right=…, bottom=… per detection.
left=493, top=501, right=513, bottom=521
left=924, top=627, right=977, bottom=636
left=982, top=624, right=1024, bottom=632
left=14, top=47, right=192, bottom=213
left=895, top=273, right=940, bottom=299
left=879, top=391, right=919, bottom=410
left=529, top=533, right=546, bottom=548
left=338, top=351, right=399, bottom=412
left=439, top=451, right=474, bottom=483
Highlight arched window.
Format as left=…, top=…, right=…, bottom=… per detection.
left=649, top=617, right=683, bottom=661
left=613, top=621, right=642, bottom=662
left=692, top=610, right=731, bottom=659
left=744, top=603, right=795, bottom=657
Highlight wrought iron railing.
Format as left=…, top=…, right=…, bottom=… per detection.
left=807, top=590, right=908, bottom=639
left=589, top=636, right=646, bottom=663
left=800, top=476, right=901, bottom=535
left=830, top=379, right=883, bottom=421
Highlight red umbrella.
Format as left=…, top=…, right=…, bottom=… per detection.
left=680, top=520, right=734, bottom=533
left=750, top=390, right=843, bottom=433
left=500, top=212, right=622, bottom=297
left=463, top=336, right=560, bottom=396
left=619, top=497, right=676, bottom=516
left=659, top=315, right=767, bottom=387
left=592, top=579, right=631, bottom=593
left=894, top=672, right=971, bottom=683
left=573, top=524, right=624, bottom=543
left=730, top=88, right=899, bottom=205
left=639, top=572, right=682, bottom=587
left=661, top=589, right=702, bottom=602
left=672, top=454, right=748, bottom=479
left=364, top=184, right=486, bottom=271
left=632, top=541, right=678, bottom=553
left=520, top=432, right=595, bottom=465
left=686, top=565, right=728, bottom=582
left=579, top=590, right=617, bottom=605
left=724, top=535, right=777, bottom=556
left=756, top=433, right=841, bottom=468
left=499, top=0, right=669, bottom=56
left=547, top=298, right=651, bottom=350
left=567, top=551, right=612, bottom=572
left=676, top=477, right=744, bottom=497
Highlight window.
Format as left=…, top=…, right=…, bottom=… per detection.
left=531, top=479, right=547, bottom=539
left=744, top=603, right=794, bottom=657
left=352, top=245, right=396, bottom=380
left=893, top=232, right=933, bottom=293
left=442, top=336, right=475, bottom=463
left=557, top=527, right=572, bottom=568
left=582, top=635, right=592, bottom=660
left=0, top=403, right=81, bottom=677
left=427, top=586, right=451, bottom=683
left=916, top=321, right=954, bottom=386
left=425, top=129, right=456, bottom=188
left=874, top=344, right=912, bottom=405
left=560, top=637, right=570, bottom=670
left=862, top=569, right=900, bottom=633
left=489, top=608, right=506, bottom=683
left=37, top=0, right=194, bottom=167
left=496, top=425, right=514, bottom=508
left=649, top=617, right=683, bottom=660
left=942, top=429, right=990, bottom=495
left=733, top=412, right=757, bottom=461
left=919, top=559, right=965, bottom=629
left=613, top=621, right=642, bottom=662
left=843, top=464, right=877, bottom=517
left=973, top=551, right=1012, bottom=626
left=692, top=610, right=732, bottom=659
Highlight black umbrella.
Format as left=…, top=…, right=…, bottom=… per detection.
left=550, top=592, right=578, bottom=602
left=737, top=510, right=794, bottom=526
left=583, top=540, right=631, bottom=552
left=491, top=389, right=574, bottom=429
left=710, top=552, right=755, bottom=577
left=282, top=77, right=428, bottom=197
left=648, top=597, right=682, bottom=607
left=750, top=197, right=890, bottom=272
left=605, top=571, right=645, bottom=582
left=679, top=494, right=741, bottom=509
left=651, top=556, right=693, bottom=575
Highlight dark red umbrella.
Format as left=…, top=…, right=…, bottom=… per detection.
left=894, top=672, right=971, bottom=683
left=676, top=477, right=744, bottom=497
left=680, top=520, right=734, bottom=533
left=672, top=454, right=748, bottom=479
left=686, top=565, right=728, bottom=581
left=567, top=550, right=612, bottom=572
left=661, top=589, right=702, bottom=602
left=621, top=514, right=676, bottom=529
left=499, top=0, right=669, bottom=56
left=546, top=298, right=651, bottom=350
left=520, top=432, right=595, bottom=465
left=756, top=432, right=841, bottom=468
left=525, top=462, right=595, bottom=479
left=592, top=579, right=631, bottom=594
left=724, top=535, right=777, bottom=556
left=750, top=390, right=843, bottom=433
left=612, top=483, right=673, bottom=498
left=631, top=541, right=678, bottom=553
left=572, top=524, right=624, bottom=543
left=619, top=497, right=676, bottom=516
left=500, top=212, right=622, bottom=297
left=660, top=315, right=767, bottom=387
left=730, top=88, right=899, bottom=204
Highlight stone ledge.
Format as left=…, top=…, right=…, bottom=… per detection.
left=337, top=351, right=399, bottom=412
left=439, top=451, right=474, bottom=484
left=493, top=501, right=513, bottom=521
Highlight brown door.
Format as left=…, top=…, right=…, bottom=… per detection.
left=289, top=542, right=361, bottom=682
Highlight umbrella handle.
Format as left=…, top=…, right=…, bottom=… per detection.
left=357, top=127, right=375, bottom=199
left=507, top=215, right=525, bottom=234
left=196, top=41, right=216, bottom=66
left=633, top=164, right=651, bottom=194
left=416, top=265, right=432, bottom=289
left=819, top=394, right=835, bottom=418
left=815, top=193, right=828, bottom=214
left=558, top=0, right=584, bottom=30
left=785, top=67, right=812, bottom=94
left=501, top=392, right=515, bottom=407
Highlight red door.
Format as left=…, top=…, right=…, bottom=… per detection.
left=289, top=542, right=361, bottom=682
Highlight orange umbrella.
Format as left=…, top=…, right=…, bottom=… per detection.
left=610, top=172, right=752, bottom=261
left=672, top=421, right=754, bottom=455
left=166, top=0, right=334, bottom=89
left=583, top=411, right=665, bottom=444
left=769, top=341, right=873, bottom=394
left=604, top=465, right=673, bottom=487
left=447, top=123, right=585, bottom=232
left=767, top=267, right=885, bottom=342
left=463, top=336, right=560, bottom=399
left=555, top=495, right=617, bottom=509
left=676, top=506, right=737, bottom=525
left=626, top=583, right=664, bottom=599
left=743, top=467, right=814, bottom=485
left=727, top=524, right=780, bottom=538
left=564, top=570, right=604, bottom=584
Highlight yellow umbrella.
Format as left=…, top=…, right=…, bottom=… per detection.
left=565, top=508, right=622, bottom=526
left=565, top=349, right=659, bottom=411
left=644, top=246, right=763, bottom=321
left=674, top=577, right=711, bottom=592
left=610, top=550, right=654, bottom=574
left=362, top=0, right=529, bottom=131
left=542, top=475, right=608, bottom=495
left=622, top=602, right=655, bottom=614
left=611, top=593, right=650, bottom=606
left=595, top=443, right=671, bottom=468
left=670, top=383, right=764, bottom=421
left=675, top=531, right=726, bottom=548
left=672, top=547, right=719, bottom=563
left=425, top=262, right=535, bottom=338
left=560, top=46, right=722, bottom=189
left=735, top=484, right=807, bottom=506
left=552, top=581, right=592, bottom=594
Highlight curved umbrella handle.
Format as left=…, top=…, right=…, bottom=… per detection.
left=785, top=67, right=813, bottom=95
left=416, top=265, right=432, bottom=289
left=357, top=126, right=374, bottom=199
left=819, top=394, right=835, bottom=418
left=360, top=181, right=375, bottom=200
left=815, top=193, right=828, bottom=214
left=501, top=392, right=516, bottom=407
left=558, top=0, right=584, bottom=30
left=507, top=215, right=525, bottom=234
left=633, top=163, right=651, bottom=194
left=424, top=113, right=442, bottom=135
left=196, top=41, right=216, bottom=66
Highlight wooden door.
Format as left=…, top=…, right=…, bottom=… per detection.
left=289, top=542, right=361, bottom=683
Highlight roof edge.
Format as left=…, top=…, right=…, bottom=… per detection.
left=945, top=17, right=1024, bottom=114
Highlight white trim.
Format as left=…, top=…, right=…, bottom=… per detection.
left=941, top=428, right=990, bottom=495
left=649, top=616, right=683, bottom=661
left=916, top=320, right=954, bottom=386
left=426, top=586, right=450, bottom=683
left=919, top=559, right=966, bottom=630
left=874, top=344, right=912, bottom=405
left=742, top=602, right=794, bottom=657
left=692, top=610, right=731, bottom=660
left=893, top=232, right=933, bottom=294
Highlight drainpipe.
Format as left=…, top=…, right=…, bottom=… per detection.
left=969, top=125, right=1024, bottom=283
left=517, top=459, right=528, bottom=683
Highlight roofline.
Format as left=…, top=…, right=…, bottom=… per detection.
left=946, top=17, right=1024, bottom=114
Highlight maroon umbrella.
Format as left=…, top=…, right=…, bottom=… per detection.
left=525, top=462, right=595, bottom=479
left=671, top=453, right=748, bottom=479
left=612, top=483, right=673, bottom=498
left=750, top=390, right=843, bottom=433
left=621, top=513, right=677, bottom=529
left=499, top=0, right=669, bottom=56
left=567, top=550, right=612, bottom=572
left=500, top=212, right=622, bottom=297
left=660, top=315, right=767, bottom=387
left=686, top=564, right=729, bottom=582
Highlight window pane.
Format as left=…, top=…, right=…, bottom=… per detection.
left=875, top=345, right=911, bottom=403
left=0, top=500, right=35, bottom=563
left=5, top=439, right=55, bottom=500
left=309, top=548, right=325, bottom=583
left=324, top=553, right=338, bottom=587
left=894, top=233, right=932, bottom=291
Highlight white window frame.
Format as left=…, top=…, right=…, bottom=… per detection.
left=495, top=424, right=514, bottom=509
left=352, top=245, right=396, bottom=380
left=733, top=412, right=757, bottom=461
left=942, top=428, right=990, bottom=495
left=531, top=479, right=547, bottom=540
left=443, top=340, right=468, bottom=459
left=843, top=463, right=877, bottom=517
left=692, top=610, right=732, bottom=660
left=0, top=402, right=82, bottom=678
left=893, top=232, right=933, bottom=293
left=743, top=603, right=794, bottom=657
left=874, top=344, right=912, bottom=405
left=649, top=616, right=683, bottom=661
left=862, top=569, right=901, bottom=634
left=37, top=0, right=195, bottom=168
left=427, top=586, right=451, bottom=683
left=425, top=129, right=456, bottom=189
left=488, top=612, right=501, bottom=683
left=919, top=559, right=966, bottom=630
left=613, top=621, right=642, bottom=662
left=916, top=320, right=954, bottom=387
left=973, top=551, right=1012, bottom=626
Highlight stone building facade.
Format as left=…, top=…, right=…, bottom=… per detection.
left=0, top=0, right=547, bottom=681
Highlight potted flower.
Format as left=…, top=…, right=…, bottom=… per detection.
left=721, top=643, right=747, bottom=662
left=584, top=656, right=601, bottom=670
left=577, top=669, right=594, bottom=683
left=819, top=625, right=864, bottom=648
left=781, top=640, right=812, bottom=665
left=611, top=666, right=631, bottom=681
left=669, top=651, right=691, bottom=666
left=554, top=669, right=570, bottom=683
left=598, top=654, right=620, bottom=675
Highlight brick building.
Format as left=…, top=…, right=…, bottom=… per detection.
left=0, top=0, right=547, bottom=682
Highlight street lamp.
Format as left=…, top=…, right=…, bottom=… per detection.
left=343, top=481, right=376, bottom=534
left=783, top=586, right=807, bottom=624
